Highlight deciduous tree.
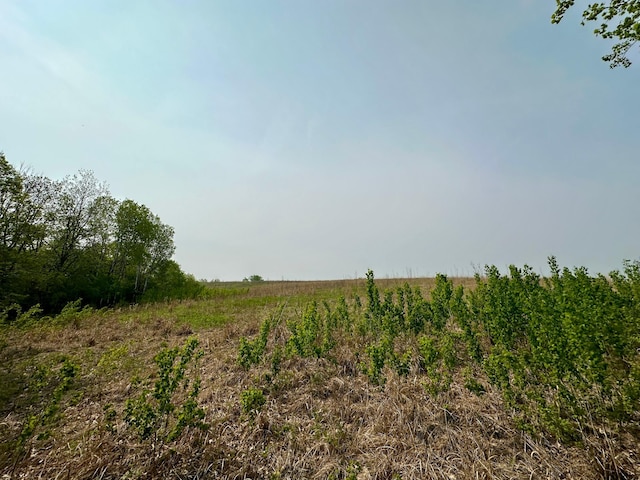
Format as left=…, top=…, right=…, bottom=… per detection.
left=552, top=1, right=640, bottom=67
left=112, top=199, right=175, bottom=300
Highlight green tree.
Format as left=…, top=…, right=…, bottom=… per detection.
left=243, top=274, right=264, bottom=283
left=111, top=199, right=175, bottom=301
left=47, top=170, right=110, bottom=272
left=0, top=157, right=52, bottom=255
left=552, top=1, right=640, bottom=67
left=1, top=154, right=29, bottom=252
left=1, top=153, right=27, bottom=307
left=0, top=155, right=51, bottom=308
left=32, top=170, right=119, bottom=310
left=141, top=260, right=204, bottom=302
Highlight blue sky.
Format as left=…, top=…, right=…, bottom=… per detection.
left=1, top=1, right=638, bottom=280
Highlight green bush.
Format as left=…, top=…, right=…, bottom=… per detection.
left=123, top=337, right=207, bottom=441
left=239, top=317, right=271, bottom=368
left=240, top=387, right=266, bottom=418
left=286, top=301, right=334, bottom=358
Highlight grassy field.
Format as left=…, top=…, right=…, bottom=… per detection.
left=1, top=271, right=638, bottom=479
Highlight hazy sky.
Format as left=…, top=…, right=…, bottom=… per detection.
left=1, top=1, right=639, bottom=280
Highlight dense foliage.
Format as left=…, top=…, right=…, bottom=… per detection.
left=0, top=152, right=203, bottom=314
left=240, top=259, right=640, bottom=441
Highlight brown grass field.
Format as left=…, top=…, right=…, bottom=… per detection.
left=1, top=278, right=638, bottom=479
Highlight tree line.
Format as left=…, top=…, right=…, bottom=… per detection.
left=0, top=152, right=203, bottom=315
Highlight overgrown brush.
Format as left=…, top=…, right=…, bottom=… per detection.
left=238, top=261, right=640, bottom=443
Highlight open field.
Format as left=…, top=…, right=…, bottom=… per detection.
left=1, top=269, right=639, bottom=479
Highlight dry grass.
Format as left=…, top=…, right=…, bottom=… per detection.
left=1, top=279, right=638, bottom=479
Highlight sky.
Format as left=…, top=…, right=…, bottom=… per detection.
left=1, top=1, right=639, bottom=281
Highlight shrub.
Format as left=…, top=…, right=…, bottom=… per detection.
left=239, top=317, right=271, bottom=368
left=240, top=387, right=266, bottom=418
left=123, top=337, right=207, bottom=441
